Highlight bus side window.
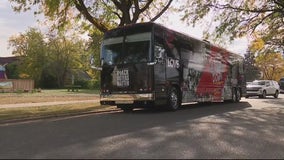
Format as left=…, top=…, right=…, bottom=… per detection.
left=171, top=47, right=180, bottom=59
left=165, top=43, right=179, bottom=59
left=180, top=48, right=193, bottom=62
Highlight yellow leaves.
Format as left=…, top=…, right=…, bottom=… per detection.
left=244, top=0, right=256, bottom=10
left=255, top=52, right=283, bottom=64
left=255, top=52, right=284, bottom=80
left=19, top=73, right=30, bottom=79
left=249, top=38, right=265, bottom=53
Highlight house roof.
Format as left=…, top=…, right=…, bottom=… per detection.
left=0, top=56, right=19, bottom=65
left=72, top=69, right=92, bottom=80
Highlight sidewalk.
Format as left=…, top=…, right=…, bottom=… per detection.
left=0, top=99, right=100, bottom=109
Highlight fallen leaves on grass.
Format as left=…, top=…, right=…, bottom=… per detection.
left=0, top=102, right=116, bottom=123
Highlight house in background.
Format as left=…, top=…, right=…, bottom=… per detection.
left=0, top=64, right=7, bottom=79
left=0, top=56, right=19, bottom=79
left=64, top=69, right=93, bottom=88
left=0, top=56, right=94, bottom=90
left=0, top=56, right=18, bottom=64
left=0, top=56, right=34, bottom=92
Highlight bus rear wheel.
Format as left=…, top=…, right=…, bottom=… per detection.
left=232, top=88, right=241, bottom=102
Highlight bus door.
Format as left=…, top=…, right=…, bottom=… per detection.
left=153, top=41, right=167, bottom=104
left=165, top=46, right=180, bottom=83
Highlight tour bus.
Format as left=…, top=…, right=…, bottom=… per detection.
left=98, top=22, right=246, bottom=111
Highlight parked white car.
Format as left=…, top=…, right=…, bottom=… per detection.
left=246, top=80, right=280, bottom=98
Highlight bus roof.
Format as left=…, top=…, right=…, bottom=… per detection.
left=105, top=22, right=243, bottom=58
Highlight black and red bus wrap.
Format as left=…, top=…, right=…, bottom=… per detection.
left=99, top=22, right=246, bottom=111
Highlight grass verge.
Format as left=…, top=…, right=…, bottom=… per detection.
left=0, top=102, right=116, bottom=124
left=0, top=89, right=100, bottom=104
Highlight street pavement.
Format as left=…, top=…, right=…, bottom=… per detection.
left=0, top=94, right=283, bottom=159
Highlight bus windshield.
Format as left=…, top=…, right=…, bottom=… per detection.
left=101, top=32, right=151, bottom=65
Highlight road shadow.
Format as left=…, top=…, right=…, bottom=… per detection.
left=130, top=101, right=252, bottom=115
left=1, top=101, right=284, bottom=158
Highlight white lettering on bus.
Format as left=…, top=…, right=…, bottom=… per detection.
left=117, top=69, right=129, bottom=87
left=167, top=58, right=180, bottom=68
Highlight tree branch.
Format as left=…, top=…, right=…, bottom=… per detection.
left=73, top=0, right=108, bottom=33
left=112, top=0, right=132, bottom=26
left=208, top=3, right=276, bottom=13
left=131, top=0, right=142, bottom=23
left=250, top=12, right=274, bottom=33
left=140, top=0, right=154, bottom=12
left=102, top=0, right=122, bottom=20
left=111, top=0, right=122, bottom=10
left=150, top=0, right=173, bottom=22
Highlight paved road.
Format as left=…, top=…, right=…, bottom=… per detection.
left=0, top=94, right=284, bottom=159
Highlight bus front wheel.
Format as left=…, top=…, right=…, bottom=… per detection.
left=117, top=104, right=133, bottom=112
left=166, top=87, right=181, bottom=111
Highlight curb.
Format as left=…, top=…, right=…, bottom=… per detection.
left=0, top=107, right=121, bottom=125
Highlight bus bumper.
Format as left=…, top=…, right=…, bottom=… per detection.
left=100, top=93, right=154, bottom=105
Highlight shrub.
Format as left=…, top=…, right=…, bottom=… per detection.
left=75, top=79, right=100, bottom=89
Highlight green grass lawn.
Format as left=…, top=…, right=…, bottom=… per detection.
left=0, top=89, right=100, bottom=104
left=0, top=89, right=100, bottom=96
left=0, top=89, right=117, bottom=123
left=0, top=102, right=115, bottom=123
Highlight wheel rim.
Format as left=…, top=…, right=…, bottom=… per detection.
left=170, top=90, right=178, bottom=109
left=275, top=91, right=279, bottom=98
left=232, top=91, right=236, bottom=101
left=263, top=91, right=266, bottom=98
left=236, top=89, right=241, bottom=101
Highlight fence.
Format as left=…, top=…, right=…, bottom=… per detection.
left=0, top=79, right=34, bottom=92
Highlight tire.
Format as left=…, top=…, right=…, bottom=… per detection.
left=259, top=90, right=266, bottom=99
left=166, top=87, right=181, bottom=111
left=274, top=90, right=279, bottom=98
left=232, top=88, right=241, bottom=102
left=236, top=89, right=241, bottom=102
left=117, top=104, right=133, bottom=112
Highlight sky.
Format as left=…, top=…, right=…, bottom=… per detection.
left=0, top=0, right=249, bottom=57
left=0, top=1, right=43, bottom=57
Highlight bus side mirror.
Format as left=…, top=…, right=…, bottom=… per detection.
left=147, top=61, right=157, bottom=65
left=90, top=55, right=102, bottom=71
left=155, top=48, right=165, bottom=64
left=156, top=49, right=165, bottom=59
left=91, top=65, right=102, bottom=71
